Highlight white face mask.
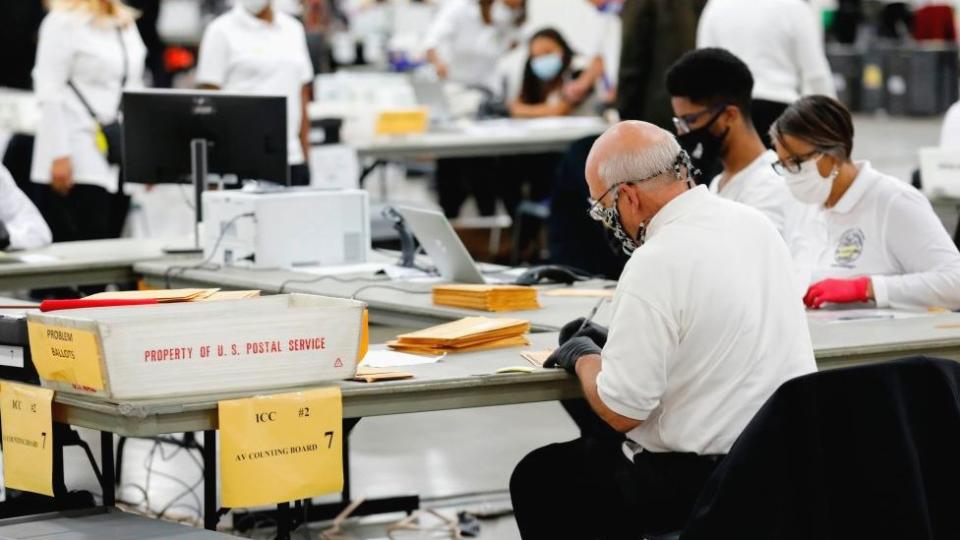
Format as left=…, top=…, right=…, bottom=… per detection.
left=238, top=0, right=270, bottom=14
left=491, top=2, right=518, bottom=25
left=784, top=156, right=838, bottom=206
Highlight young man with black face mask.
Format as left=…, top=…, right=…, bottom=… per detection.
left=666, top=48, right=799, bottom=238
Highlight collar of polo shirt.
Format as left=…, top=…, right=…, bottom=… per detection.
left=828, top=161, right=874, bottom=215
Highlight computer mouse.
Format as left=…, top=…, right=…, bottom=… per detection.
left=514, top=265, right=590, bottom=286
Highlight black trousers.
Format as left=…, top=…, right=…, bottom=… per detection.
left=511, top=437, right=721, bottom=539
left=436, top=154, right=561, bottom=218
left=35, top=183, right=113, bottom=242
left=751, top=99, right=790, bottom=149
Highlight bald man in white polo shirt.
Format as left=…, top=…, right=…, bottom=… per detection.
left=509, top=121, right=816, bottom=538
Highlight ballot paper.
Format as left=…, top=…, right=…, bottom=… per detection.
left=542, top=289, right=615, bottom=299
left=432, top=284, right=540, bottom=312
left=806, top=308, right=933, bottom=323
left=352, top=367, right=414, bottom=383
left=520, top=350, right=554, bottom=367
left=362, top=350, right=444, bottom=368
left=83, top=288, right=220, bottom=302
left=201, top=290, right=261, bottom=301
left=388, top=317, right=530, bottom=354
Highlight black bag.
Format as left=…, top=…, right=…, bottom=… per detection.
left=68, top=26, right=127, bottom=166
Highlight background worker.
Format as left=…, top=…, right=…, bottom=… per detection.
left=771, top=95, right=960, bottom=311
left=196, top=0, right=316, bottom=186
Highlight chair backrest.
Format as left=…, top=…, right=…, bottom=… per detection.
left=681, top=357, right=960, bottom=540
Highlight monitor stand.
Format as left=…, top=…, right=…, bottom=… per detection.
left=163, top=138, right=209, bottom=255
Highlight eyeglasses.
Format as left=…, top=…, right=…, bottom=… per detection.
left=771, top=150, right=821, bottom=175
left=672, top=103, right=728, bottom=135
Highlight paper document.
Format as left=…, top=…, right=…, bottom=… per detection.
left=520, top=350, right=554, bottom=367
left=295, top=262, right=387, bottom=277
left=543, top=289, right=614, bottom=298
left=352, top=367, right=414, bottom=383
left=807, top=308, right=933, bottom=323
left=362, top=350, right=444, bottom=368
left=84, top=288, right=220, bottom=302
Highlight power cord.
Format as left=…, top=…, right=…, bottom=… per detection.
left=277, top=273, right=390, bottom=294
left=349, top=283, right=434, bottom=300
left=163, top=212, right=255, bottom=287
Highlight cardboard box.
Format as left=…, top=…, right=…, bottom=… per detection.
left=26, top=294, right=365, bottom=400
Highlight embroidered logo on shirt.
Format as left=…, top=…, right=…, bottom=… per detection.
left=834, top=228, right=865, bottom=267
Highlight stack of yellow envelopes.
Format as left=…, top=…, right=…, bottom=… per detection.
left=432, top=284, right=540, bottom=312
left=388, top=317, right=530, bottom=355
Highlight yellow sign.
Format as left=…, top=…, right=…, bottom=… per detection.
left=26, top=323, right=105, bottom=391
left=219, top=387, right=343, bottom=508
left=0, top=382, right=54, bottom=496
left=375, top=108, right=429, bottom=136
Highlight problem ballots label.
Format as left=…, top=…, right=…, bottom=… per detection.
left=26, top=323, right=105, bottom=391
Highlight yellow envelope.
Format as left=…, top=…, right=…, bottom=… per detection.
left=27, top=323, right=105, bottom=391
left=0, top=382, right=54, bottom=496
left=219, top=387, right=343, bottom=508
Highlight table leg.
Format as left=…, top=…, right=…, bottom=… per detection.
left=99, top=431, right=115, bottom=507
left=203, top=430, right=218, bottom=531
left=276, top=502, right=291, bottom=540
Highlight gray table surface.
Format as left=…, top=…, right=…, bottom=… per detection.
left=0, top=508, right=236, bottom=539
left=1, top=239, right=184, bottom=290
left=349, top=118, right=608, bottom=161
left=50, top=311, right=960, bottom=438
left=135, top=259, right=613, bottom=332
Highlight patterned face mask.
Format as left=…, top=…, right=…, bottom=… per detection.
left=587, top=149, right=695, bottom=255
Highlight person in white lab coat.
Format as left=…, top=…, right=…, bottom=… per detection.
left=697, top=0, right=835, bottom=147
left=0, top=165, right=51, bottom=251
left=510, top=121, right=815, bottom=538
left=31, top=0, right=146, bottom=242
left=422, top=0, right=526, bottom=92
left=771, top=95, right=960, bottom=311
left=196, top=0, right=315, bottom=186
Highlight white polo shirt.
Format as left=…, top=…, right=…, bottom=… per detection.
left=597, top=185, right=816, bottom=456
left=697, top=0, right=835, bottom=104
left=709, top=150, right=794, bottom=235
left=802, top=162, right=960, bottom=310
left=196, top=6, right=314, bottom=165
left=942, top=101, right=960, bottom=147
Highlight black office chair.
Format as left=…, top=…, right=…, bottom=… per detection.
left=681, top=357, right=960, bottom=540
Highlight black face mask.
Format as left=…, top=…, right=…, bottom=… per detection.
left=676, top=112, right=728, bottom=179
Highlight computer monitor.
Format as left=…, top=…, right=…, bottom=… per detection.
left=122, top=89, right=288, bottom=186
left=122, top=89, right=288, bottom=252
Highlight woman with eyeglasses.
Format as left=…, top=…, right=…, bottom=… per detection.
left=770, top=95, right=960, bottom=311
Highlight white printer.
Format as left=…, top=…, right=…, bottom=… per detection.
left=202, top=188, right=370, bottom=269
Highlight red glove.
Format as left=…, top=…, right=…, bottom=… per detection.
left=804, top=277, right=871, bottom=309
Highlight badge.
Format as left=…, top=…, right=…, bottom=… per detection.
left=834, top=228, right=865, bottom=266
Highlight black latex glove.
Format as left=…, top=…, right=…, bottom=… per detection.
left=0, top=221, right=9, bottom=251
left=559, top=317, right=609, bottom=347
left=544, top=336, right=601, bottom=374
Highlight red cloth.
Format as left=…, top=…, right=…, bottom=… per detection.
left=913, top=4, right=958, bottom=42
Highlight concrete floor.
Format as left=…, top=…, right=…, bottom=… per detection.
left=1, top=113, right=949, bottom=539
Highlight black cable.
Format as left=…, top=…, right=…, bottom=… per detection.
left=277, top=273, right=391, bottom=294
left=163, top=212, right=255, bottom=287
left=349, top=283, right=434, bottom=300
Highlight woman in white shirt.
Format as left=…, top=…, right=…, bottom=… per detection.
left=770, top=95, right=960, bottom=311
left=196, top=0, right=315, bottom=186
left=31, top=0, right=146, bottom=242
left=423, top=0, right=526, bottom=92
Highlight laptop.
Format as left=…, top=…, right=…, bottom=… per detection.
left=410, top=79, right=452, bottom=125
left=393, top=205, right=486, bottom=284
left=919, top=147, right=960, bottom=200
